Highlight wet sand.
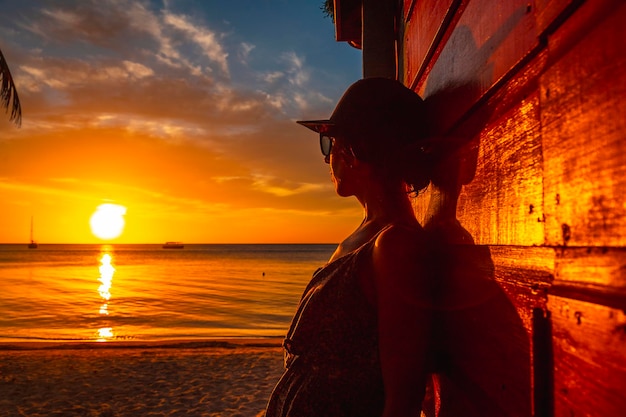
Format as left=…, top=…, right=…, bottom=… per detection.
left=0, top=339, right=284, bottom=417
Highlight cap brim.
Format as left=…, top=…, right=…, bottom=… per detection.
left=296, top=119, right=335, bottom=133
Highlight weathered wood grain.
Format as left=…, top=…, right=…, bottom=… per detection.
left=455, top=93, right=544, bottom=246
left=555, top=247, right=626, bottom=288
left=413, top=52, right=547, bottom=240
left=550, top=247, right=626, bottom=314
left=491, top=245, right=553, bottom=327
left=491, top=246, right=555, bottom=283
left=419, top=0, right=539, bottom=133
left=548, top=295, right=626, bottom=416
left=535, top=0, right=584, bottom=38
left=399, top=0, right=461, bottom=89
left=397, top=239, right=626, bottom=415
left=541, top=0, right=626, bottom=247
left=396, top=0, right=626, bottom=414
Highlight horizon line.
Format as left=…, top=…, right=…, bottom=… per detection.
left=0, top=242, right=339, bottom=245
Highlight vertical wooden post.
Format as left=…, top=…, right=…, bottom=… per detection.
left=532, top=307, right=554, bottom=417
left=362, top=0, right=396, bottom=79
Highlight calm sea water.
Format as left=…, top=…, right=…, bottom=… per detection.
left=0, top=244, right=336, bottom=342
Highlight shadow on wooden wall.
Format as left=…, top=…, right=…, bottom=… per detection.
left=419, top=79, right=534, bottom=416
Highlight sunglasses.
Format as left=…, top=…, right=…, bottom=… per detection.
left=320, top=134, right=335, bottom=158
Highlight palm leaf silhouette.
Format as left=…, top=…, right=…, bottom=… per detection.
left=0, top=48, right=22, bottom=126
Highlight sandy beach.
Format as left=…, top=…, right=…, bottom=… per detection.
left=0, top=340, right=285, bottom=417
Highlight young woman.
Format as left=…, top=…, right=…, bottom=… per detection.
left=265, top=77, right=435, bottom=417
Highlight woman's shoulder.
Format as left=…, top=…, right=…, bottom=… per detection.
left=370, top=223, right=435, bottom=306
left=370, top=223, right=428, bottom=276
left=373, top=222, right=426, bottom=257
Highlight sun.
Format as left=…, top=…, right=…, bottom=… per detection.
left=90, top=204, right=127, bottom=240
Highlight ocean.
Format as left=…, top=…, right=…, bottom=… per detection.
left=0, top=243, right=336, bottom=343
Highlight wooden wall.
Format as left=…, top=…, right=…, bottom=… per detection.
left=398, top=0, right=626, bottom=415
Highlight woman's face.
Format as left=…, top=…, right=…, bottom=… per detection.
left=328, top=138, right=359, bottom=197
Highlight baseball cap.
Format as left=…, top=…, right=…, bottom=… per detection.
left=296, top=77, right=427, bottom=162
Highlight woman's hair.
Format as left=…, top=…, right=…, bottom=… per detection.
left=351, top=138, right=432, bottom=195
left=327, top=78, right=431, bottom=194
left=388, top=142, right=432, bottom=194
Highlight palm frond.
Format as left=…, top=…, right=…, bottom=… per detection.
left=0, top=48, right=22, bottom=127
left=322, top=0, right=335, bottom=22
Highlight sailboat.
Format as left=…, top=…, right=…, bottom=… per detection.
left=28, top=216, right=38, bottom=249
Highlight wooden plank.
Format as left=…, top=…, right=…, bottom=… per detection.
left=550, top=247, right=626, bottom=312
left=362, top=0, right=396, bottom=77
left=490, top=245, right=554, bottom=398
left=491, top=246, right=554, bottom=284
left=412, top=49, right=549, bottom=236
left=455, top=93, right=544, bottom=246
left=418, top=0, right=539, bottom=133
left=404, top=242, right=626, bottom=415
left=535, top=0, right=584, bottom=38
left=555, top=247, right=626, bottom=288
left=334, top=0, right=361, bottom=45
left=541, top=0, right=626, bottom=247
left=399, top=0, right=626, bottom=415
left=548, top=295, right=626, bottom=416
left=491, top=246, right=554, bottom=313
left=532, top=307, right=554, bottom=417
left=399, top=0, right=459, bottom=89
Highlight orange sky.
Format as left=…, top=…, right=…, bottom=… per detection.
left=0, top=1, right=364, bottom=243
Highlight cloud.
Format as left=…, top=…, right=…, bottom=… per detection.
left=163, top=12, right=229, bottom=76
left=283, top=52, right=309, bottom=87
left=8, top=0, right=335, bottom=125
left=30, top=1, right=158, bottom=49
left=17, top=0, right=228, bottom=80
left=261, top=71, right=284, bottom=84
left=91, top=114, right=208, bottom=144
left=238, top=42, right=256, bottom=63
left=0, top=176, right=233, bottom=216
left=0, top=0, right=346, bottom=210
left=18, top=58, right=154, bottom=98
left=214, top=174, right=330, bottom=197
left=123, top=60, right=154, bottom=78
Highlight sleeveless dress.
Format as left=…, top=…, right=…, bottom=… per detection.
left=265, top=236, right=385, bottom=417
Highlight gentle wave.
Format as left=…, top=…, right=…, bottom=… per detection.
left=0, top=244, right=336, bottom=342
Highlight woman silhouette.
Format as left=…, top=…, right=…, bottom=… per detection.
left=266, top=77, right=434, bottom=417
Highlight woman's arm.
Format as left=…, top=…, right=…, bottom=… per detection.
left=372, top=225, right=433, bottom=417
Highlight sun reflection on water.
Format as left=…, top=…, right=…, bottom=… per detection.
left=97, top=250, right=115, bottom=341
left=98, top=327, right=114, bottom=340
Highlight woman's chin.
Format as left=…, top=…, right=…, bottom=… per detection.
left=335, top=185, right=354, bottom=198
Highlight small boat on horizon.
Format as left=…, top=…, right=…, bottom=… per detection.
left=163, top=241, right=184, bottom=249
left=28, top=216, right=38, bottom=249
